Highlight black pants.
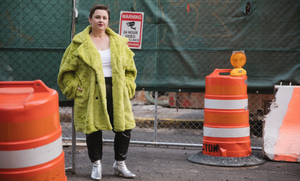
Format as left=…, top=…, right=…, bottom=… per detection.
left=86, top=77, right=132, bottom=162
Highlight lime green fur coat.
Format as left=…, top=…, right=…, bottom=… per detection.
left=57, top=26, right=137, bottom=134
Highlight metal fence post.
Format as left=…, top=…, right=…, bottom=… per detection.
left=153, top=91, right=158, bottom=142
left=70, top=0, right=77, bottom=174
left=71, top=107, right=76, bottom=174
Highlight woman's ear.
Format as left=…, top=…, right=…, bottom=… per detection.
left=88, top=17, right=91, bottom=25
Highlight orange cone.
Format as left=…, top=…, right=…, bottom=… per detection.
left=0, top=80, right=67, bottom=181
left=188, top=69, right=265, bottom=166
left=203, top=69, right=251, bottom=157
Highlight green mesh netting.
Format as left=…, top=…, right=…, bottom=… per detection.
left=1, top=0, right=299, bottom=102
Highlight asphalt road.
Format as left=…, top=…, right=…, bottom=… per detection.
left=64, top=144, right=300, bottom=181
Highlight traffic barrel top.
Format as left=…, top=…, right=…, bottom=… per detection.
left=0, top=80, right=67, bottom=181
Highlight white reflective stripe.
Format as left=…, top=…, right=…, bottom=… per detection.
left=0, top=136, right=62, bottom=169
left=205, top=99, right=248, bottom=109
left=204, top=127, right=250, bottom=138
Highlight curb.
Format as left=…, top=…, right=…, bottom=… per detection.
left=135, top=117, right=204, bottom=129
left=59, top=113, right=204, bottom=124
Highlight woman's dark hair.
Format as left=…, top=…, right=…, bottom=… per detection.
left=89, top=4, right=110, bottom=21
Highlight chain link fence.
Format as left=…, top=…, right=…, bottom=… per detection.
left=0, top=0, right=73, bottom=168
left=1, top=0, right=299, bottom=173
left=61, top=90, right=272, bottom=146
left=59, top=89, right=272, bottom=170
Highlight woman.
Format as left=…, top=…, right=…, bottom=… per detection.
left=57, top=4, right=137, bottom=180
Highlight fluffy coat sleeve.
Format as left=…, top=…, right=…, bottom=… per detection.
left=57, top=43, right=80, bottom=100
left=124, top=45, right=137, bottom=99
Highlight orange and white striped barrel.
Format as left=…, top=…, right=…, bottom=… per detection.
left=0, top=80, right=67, bottom=181
left=203, top=69, right=251, bottom=157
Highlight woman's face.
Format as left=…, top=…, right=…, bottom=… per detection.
left=89, top=9, right=109, bottom=31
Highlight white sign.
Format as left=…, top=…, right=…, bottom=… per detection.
left=119, top=11, right=144, bottom=49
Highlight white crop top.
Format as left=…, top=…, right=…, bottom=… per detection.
left=98, top=49, right=112, bottom=77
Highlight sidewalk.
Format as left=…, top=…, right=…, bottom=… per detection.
left=64, top=144, right=300, bottom=181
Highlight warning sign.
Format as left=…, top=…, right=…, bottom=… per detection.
left=119, top=11, right=144, bottom=49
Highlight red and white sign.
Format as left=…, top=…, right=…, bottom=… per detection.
left=119, top=11, right=144, bottom=49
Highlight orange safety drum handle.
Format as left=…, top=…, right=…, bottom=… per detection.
left=0, top=80, right=51, bottom=93
left=209, top=69, right=232, bottom=76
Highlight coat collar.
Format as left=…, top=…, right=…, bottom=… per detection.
left=73, top=26, right=98, bottom=69
left=72, top=25, right=129, bottom=77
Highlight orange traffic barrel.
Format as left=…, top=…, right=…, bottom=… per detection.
left=203, top=69, right=250, bottom=157
left=0, top=80, right=67, bottom=181
left=187, top=69, right=265, bottom=166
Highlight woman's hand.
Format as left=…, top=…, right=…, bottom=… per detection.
left=77, top=87, right=82, bottom=91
